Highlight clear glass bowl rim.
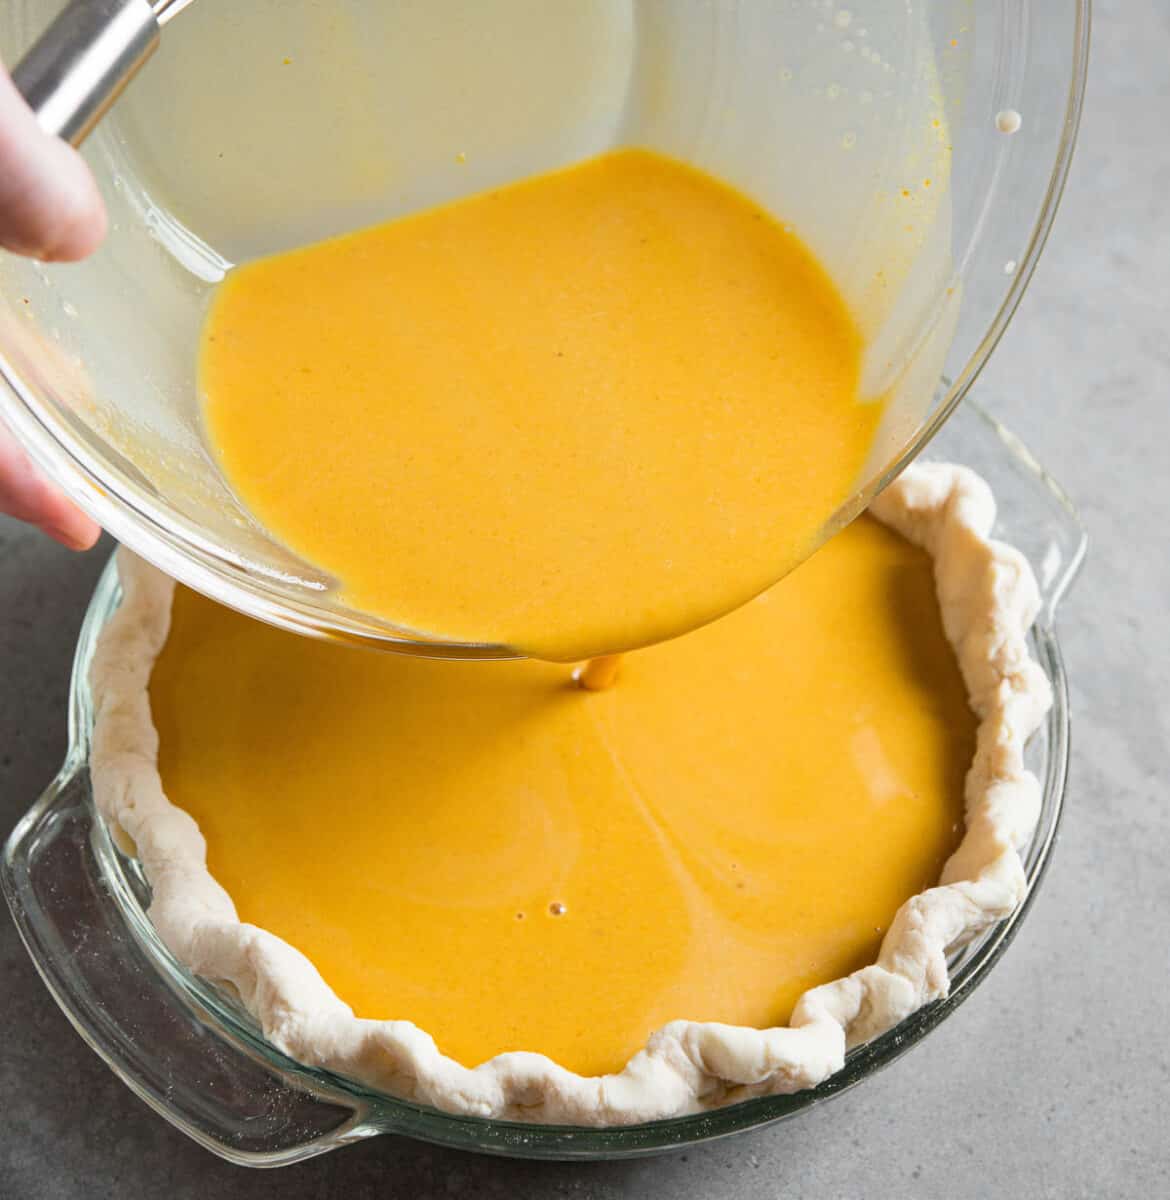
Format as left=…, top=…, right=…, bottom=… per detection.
left=0, top=0, right=1093, bottom=659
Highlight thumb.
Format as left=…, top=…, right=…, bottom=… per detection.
left=0, top=63, right=106, bottom=261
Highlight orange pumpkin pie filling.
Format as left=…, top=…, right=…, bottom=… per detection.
left=146, top=515, right=972, bottom=1078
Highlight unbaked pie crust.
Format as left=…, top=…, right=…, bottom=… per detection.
left=89, top=463, right=1051, bottom=1125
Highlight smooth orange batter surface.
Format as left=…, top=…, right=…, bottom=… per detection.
left=149, top=517, right=974, bottom=1078
left=200, top=148, right=879, bottom=661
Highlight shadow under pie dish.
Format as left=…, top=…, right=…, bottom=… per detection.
left=3, top=403, right=1084, bottom=1163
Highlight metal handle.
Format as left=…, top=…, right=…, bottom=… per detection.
left=11, top=0, right=161, bottom=147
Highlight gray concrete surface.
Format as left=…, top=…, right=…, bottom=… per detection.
left=3, top=3, right=1168, bottom=1196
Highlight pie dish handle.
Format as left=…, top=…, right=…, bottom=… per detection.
left=1, top=765, right=372, bottom=1167
left=932, top=399, right=1088, bottom=627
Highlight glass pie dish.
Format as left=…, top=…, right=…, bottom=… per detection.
left=2, top=397, right=1085, bottom=1165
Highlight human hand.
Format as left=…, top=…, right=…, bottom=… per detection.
left=0, top=64, right=105, bottom=550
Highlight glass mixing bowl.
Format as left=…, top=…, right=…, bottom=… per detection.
left=0, top=0, right=1089, bottom=656
left=1, top=398, right=1087, bottom=1163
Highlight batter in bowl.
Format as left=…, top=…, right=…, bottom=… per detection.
left=200, top=148, right=879, bottom=660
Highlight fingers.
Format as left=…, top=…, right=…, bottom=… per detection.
left=0, top=64, right=107, bottom=262
left=0, top=65, right=105, bottom=548
left=0, top=420, right=101, bottom=549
